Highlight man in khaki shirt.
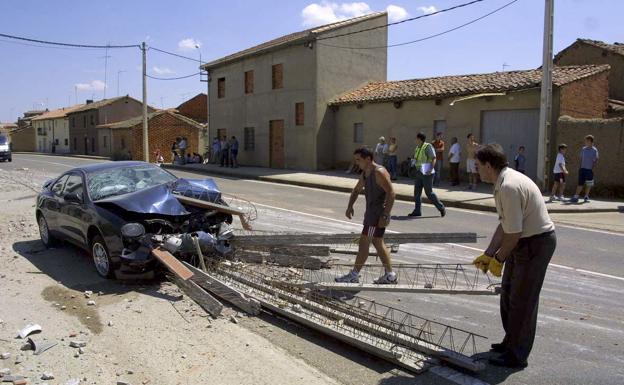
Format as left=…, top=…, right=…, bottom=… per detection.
left=472, top=144, right=556, bottom=369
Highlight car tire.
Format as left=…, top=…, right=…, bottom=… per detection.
left=91, top=234, right=115, bottom=278
left=38, top=214, right=58, bottom=248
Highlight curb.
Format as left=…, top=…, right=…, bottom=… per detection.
left=13, top=152, right=110, bottom=161
left=164, top=164, right=621, bottom=214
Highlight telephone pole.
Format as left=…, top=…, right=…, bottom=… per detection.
left=537, top=0, right=554, bottom=190
left=142, top=42, right=149, bottom=162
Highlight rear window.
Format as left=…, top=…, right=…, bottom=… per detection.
left=0, top=135, right=7, bottom=145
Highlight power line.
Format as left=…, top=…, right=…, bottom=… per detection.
left=318, top=0, right=520, bottom=50
left=0, top=32, right=139, bottom=49
left=315, top=0, right=486, bottom=42
left=0, top=38, right=103, bottom=51
left=146, top=72, right=201, bottom=80
left=148, top=46, right=202, bottom=63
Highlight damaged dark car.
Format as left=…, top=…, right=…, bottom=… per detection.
left=36, top=161, right=234, bottom=278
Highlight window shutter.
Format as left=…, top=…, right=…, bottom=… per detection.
left=295, top=103, right=304, bottom=126
left=272, top=64, right=283, bottom=89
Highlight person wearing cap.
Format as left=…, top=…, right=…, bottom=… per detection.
left=374, top=136, right=388, bottom=166
left=472, top=144, right=556, bottom=369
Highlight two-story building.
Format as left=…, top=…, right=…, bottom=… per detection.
left=31, top=104, right=84, bottom=153
left=67, top=95, right=152, bottom=156
left=201, top=12, right=388, bottom=170
left=176, top=93, right=208, bottom=152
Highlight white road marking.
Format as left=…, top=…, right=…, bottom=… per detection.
left=430, top=366, right=491, bottom=385
left=555, top=223, right=624, bottom=237
left=250, top=201, right=624, bottom=282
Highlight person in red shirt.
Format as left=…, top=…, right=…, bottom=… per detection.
left=432, top=132, right=445, bottom=186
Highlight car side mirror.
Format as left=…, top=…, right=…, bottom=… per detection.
left=64, top=192, right=82, bottom=203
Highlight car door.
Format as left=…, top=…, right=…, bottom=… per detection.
left=58, top=172, right=90, bottom=247
left=43, top=174, right=69, bottom=239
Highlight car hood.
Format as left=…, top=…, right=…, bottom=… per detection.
left=93, top=177, right=222, bottom=216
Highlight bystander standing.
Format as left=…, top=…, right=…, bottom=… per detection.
left=448, top=137, right=461, bottom=186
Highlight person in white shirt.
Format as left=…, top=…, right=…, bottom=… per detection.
left=374, top=137, right=388, bottom=166
left=549, top=144, right=569, bottom=202
left=448, top=137, right=461, bottom=186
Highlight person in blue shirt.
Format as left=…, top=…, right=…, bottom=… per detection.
left=570, top=135, right=599, bottom=203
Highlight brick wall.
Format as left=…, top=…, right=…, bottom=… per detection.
left=126, top=113, right=199, bottom=163
left=559, top=71, right=610, bottom=118
left=177, top=94, right=207, bottom=123
left=556, top=116, right=624, bottom=198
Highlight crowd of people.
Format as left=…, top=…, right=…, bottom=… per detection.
left=210, top=135, right=239, bottom=168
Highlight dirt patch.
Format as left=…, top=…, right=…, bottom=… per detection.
left=41, top=285, right=104, bottom=334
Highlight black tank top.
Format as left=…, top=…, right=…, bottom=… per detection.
left=363, top=166, right=387, bottom=226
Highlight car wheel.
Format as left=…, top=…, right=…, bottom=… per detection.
left=38, top=215, right=57, bottom=248
left=91, top=234, right=114, bottom=278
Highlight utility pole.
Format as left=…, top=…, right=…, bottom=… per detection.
left=197, top=44, right=209, bottom=154
left=142, top=42, right=149, bottom=162
left=537, top=0, right=554, bottom=190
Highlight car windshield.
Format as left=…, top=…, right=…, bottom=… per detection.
left=0, top=135, right=7, bottom=145
left=87, top=165, right=177, bottom=201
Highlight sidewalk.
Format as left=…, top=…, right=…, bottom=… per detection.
left=164, top=163, right=623, bottom=214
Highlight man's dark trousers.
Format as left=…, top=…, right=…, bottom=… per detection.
left=500, top=231, right=556, bottom=363
left=413, top=171, right=445, bottom=215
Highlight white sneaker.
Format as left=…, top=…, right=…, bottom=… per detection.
left=373, top=272, right=398, bottom=285
left=335, top=270, right=360, bottom=283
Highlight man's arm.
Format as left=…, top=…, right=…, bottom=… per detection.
left=375, top=168, right=395, bottom=227
left=346, top=175, right=365, bottom=219
left=485, top=224, right=504, bottom=257
left=495, top=231, right=522, bottom=262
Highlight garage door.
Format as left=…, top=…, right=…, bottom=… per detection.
left=481, top=109, right=540, bottom=180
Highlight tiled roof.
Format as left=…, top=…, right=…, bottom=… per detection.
left=30, top=104, right=86, bottom=121
left=574, top=39, right=624, bottom=57
left=97, top=110, right=204, bottom=130
left=202, top=12, right=386, bottom=69
left=329, top=65, right=610, bottom=105
left=68, top=96, right=142, bottom=114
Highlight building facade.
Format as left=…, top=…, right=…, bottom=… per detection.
left=31, top=104, right=84, bottom=153
left=176, top=93, right=208, bottom=152
left=202, top=12, right=388, bottom=170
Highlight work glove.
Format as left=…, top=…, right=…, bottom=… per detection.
left=488, top=257, right=504, bottom=277
left=472, top=254, right=492, bottom=274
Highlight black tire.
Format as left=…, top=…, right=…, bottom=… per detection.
left=37, top=214, right=58, bottom=248
left=91, top=234, right=115, bottom=278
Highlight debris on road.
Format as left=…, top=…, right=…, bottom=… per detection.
left=69, top=341, right=86, bottom=348
left=17, top=324, right=41, bottom=339
left=41, top=373, right=54, bottom=380
left=27, top=338, right=58, bottom=355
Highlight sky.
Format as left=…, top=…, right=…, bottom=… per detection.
left=0, top=0, right=622, bottom=123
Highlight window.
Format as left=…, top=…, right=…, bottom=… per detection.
left=244, top=127, right=255, bottom=150
left=353, top=123, right=363, bottom=143
left=63, top=174, right=84, bottom=201
left=244, top=70, right=254, bottom=94
left=272, top=64, right=283, bottom=89
left=121, top=137, right=126, bottom=149
left=73, top=137, right=77, bottom=150
left=51, top=175, right=69, bottom=197
left=91, top=137, right=95, bottom=152
left=295, top=103, right=304, bottom=126
left=65, top=138, right=69, bottom=146
left=103, top=136, right=108, bottom=148
left=90, top=115, right=94, bottom=125
left=217, top=77, right=225, bottom=98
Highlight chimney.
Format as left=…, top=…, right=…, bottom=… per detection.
left=86, top=99, right=93, bottom=104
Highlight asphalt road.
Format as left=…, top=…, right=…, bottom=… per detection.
left=2, top=154, right=623, bottom=385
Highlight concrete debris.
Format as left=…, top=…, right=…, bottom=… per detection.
left=86, top=300, right=96, bottom=306
left=0, top=375, right=26, bottom=383
left=64, top=379, right=80, bottom=385
left=0, top=353, right=9, bottom=360
left=60, top=306, right=66, bottom=310
left=78, top=347, right=85, bottom=355
left=108, top=321, right=114, bottom=327
left=73, top=352, right=80, bottom=358
left=28, top=338, right=58, bottom=355
left=17, top=323, right=42, bottom=339
left=0, top=368, right=9, bottom=376
left=84, top=291, right=92, bottom=298
left=13, top=355, right=23, bottom=364
left=117, top=381, right=131, bottom=385
left=230, top=315, right=239, bottom=324
left=41, top=373, right=55, bottom=380
left=69, top=341, right=87, bottom=348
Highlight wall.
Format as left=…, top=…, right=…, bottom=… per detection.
left=9, top=126, right=36, bottom=152
left=68, top=109, right=98, bottom=155
left=559, top=71, right=609, bottom=118
left=555, top=42, right=624, bottom=101
left=333, top=90, right=542, bottom=169
left=110, top=127, right=133, bottom=160
left=128, top=113, right=199, bottom=163
left=177, top=94, right=208, bottom=153
left=555, top=116, right=624, bottom=198
left=315, top=14, right=388, bottom=169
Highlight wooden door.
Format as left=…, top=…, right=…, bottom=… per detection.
left=269, top=120, right=284, bottom=168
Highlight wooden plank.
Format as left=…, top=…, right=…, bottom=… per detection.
left=174, top=194, right=252, bottom=230
left=172, top=275, right=223, bottom=318
left=151, top=248, right=194, bottom=281
left=182, top=262, right=261, bottom=315
left=232, top=232, right=477, bottom=246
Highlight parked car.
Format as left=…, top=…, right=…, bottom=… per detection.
left=0, top=134, right=11, bottom=162
left=36, top=161, right=233, bottom=278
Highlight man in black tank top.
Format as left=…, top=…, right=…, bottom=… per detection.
left=335, top=147, right=398, bottom=284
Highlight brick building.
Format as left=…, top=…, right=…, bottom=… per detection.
left=97, top=110, right=202, bottom=162
left=330, top=65, right=610, bottom=181
left=67, top=96, right=154, bottom=156
left=176, top=93, right=208, bottom=152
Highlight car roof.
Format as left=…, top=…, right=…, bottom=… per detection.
left=70, top=161, right=156, bottom=174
